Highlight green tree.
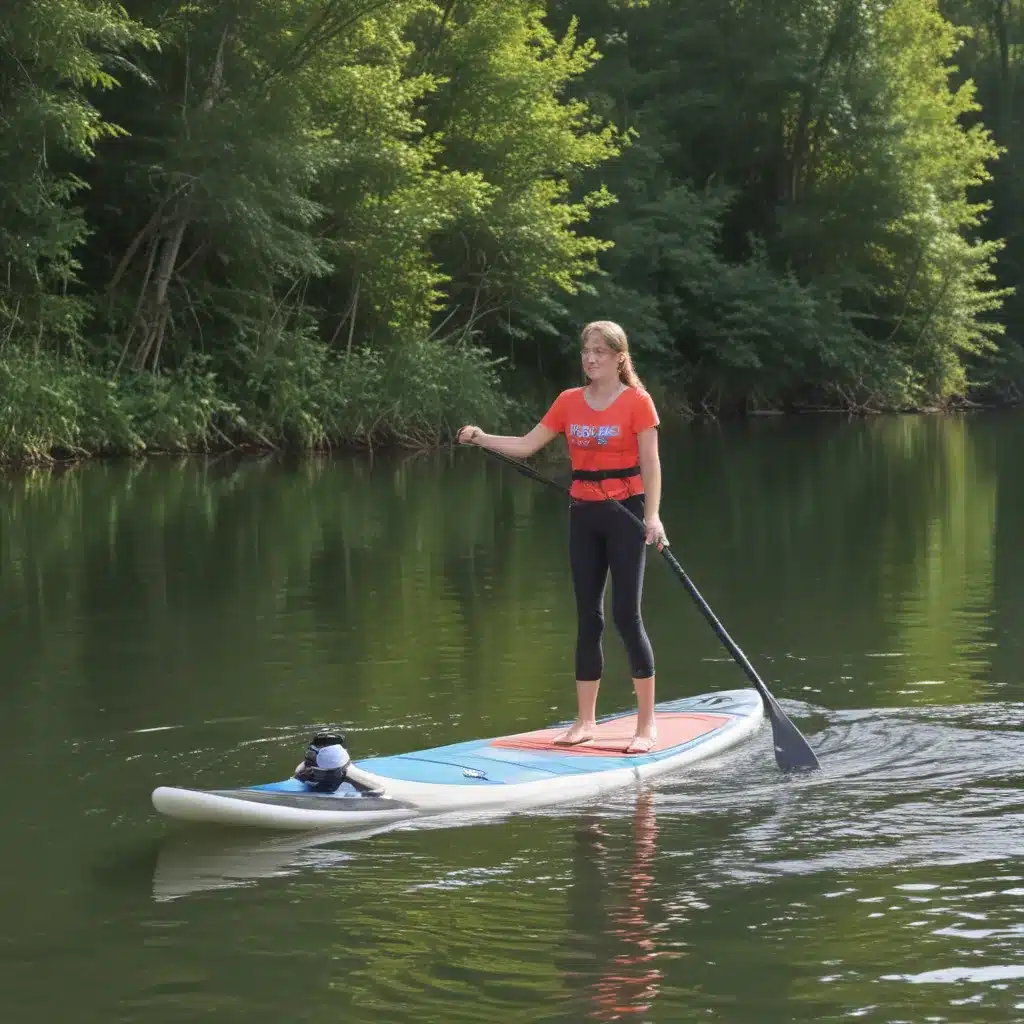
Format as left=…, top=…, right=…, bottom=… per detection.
left=0, top=0, right=1015, bottom=462
left=546, top=0, right=1006, bottom=412
left=0, top=1, right=155, bottom=352
left=937, top=0, right=1024, bottom=400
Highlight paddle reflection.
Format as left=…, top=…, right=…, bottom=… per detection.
left=564, top=790, right=665, bottom=1021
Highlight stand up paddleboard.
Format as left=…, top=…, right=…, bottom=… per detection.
left=152, top=688, right=763, bottom=831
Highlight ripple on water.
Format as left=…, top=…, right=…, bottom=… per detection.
left=639, top=699, right=1024, bottom=882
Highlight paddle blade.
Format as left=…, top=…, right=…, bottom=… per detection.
left=764, top=694, right=820, bottom=771
left=658, top=548, right=821, bottom=772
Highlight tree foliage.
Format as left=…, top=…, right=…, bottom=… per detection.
left=0, top=2, right=156, bottom=351
left=0, top=0, right=1016, bottom=459
left=545, top=0, right=1007, bottom=412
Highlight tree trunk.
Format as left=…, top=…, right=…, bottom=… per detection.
left=135, top=215, right=188, bottom=371
left=789, top=1, right=859, bottom=203
left=123, top=23, right=230, bottom=373
left=992, top=0, right=1012, bottom=145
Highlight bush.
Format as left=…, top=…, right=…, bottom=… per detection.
left=228, top=325, right=512, bottom=450
left=0, top=330, right=517, bottom=463
left=0, top=350, right=236, bottom=461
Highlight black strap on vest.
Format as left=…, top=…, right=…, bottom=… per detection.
left=571, top=464, right=641, bottom=482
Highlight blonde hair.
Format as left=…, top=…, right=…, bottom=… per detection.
left=580, top=320, right=643, bottom=388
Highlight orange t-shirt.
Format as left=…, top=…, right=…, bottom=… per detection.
left=540, top=386, right=659, bottom=501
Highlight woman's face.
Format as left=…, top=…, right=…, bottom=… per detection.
left=581, top=333, right=621, bottom=382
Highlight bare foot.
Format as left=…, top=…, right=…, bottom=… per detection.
left=555, top=719, right=596, bottom=745
left=625, top=729, right=658, bottom=754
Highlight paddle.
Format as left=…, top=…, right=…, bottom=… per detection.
left=469, top=443, right=821, bottom=773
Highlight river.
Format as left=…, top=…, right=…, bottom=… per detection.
left=1, top=411, right=1022, bottom=1022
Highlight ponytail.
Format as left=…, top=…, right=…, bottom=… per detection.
left=618, top=352, right=642, bottom=389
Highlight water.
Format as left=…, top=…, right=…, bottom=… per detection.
left=1, top=412, right=1022, bottom=1022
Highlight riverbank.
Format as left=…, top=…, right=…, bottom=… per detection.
left=1, top=346, right=1019, bottom=468
left=0, top=340, right=512, bottom=465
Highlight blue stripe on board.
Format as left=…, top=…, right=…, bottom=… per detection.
left=249, top=689, right=761, bottom=794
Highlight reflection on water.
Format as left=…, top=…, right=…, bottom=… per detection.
left=674, top=413, right=1006, bottom=710
left=150, top=789, right=672, bottom=1022
left=564, top=791, right=666, bottom=1022
left=152, top=822, right=391, bottom=902
left=0, top=413, right=1023, bottom=1022
left=881, top=417, right=999, bottom=698
left=142, top=686, right=1024, bottom=1022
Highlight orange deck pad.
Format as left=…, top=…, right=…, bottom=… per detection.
left=489, top=712, right=730, bottom=757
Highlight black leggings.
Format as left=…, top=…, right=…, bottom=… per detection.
left=569, top=494, right=655, bottom=681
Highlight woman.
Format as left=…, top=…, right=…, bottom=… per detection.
left=457, top=320, right=667, bottom=753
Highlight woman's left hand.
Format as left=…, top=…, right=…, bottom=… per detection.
left=644, top=514, right=668, bottom=551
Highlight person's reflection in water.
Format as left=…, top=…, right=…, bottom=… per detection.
left=563, top=789, right=664, bottom=1021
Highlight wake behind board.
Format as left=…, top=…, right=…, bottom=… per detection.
left=152, top=688, right=763, bottom=831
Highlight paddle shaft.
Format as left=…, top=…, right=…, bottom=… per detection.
left=470, top=442, right=820, bottom=772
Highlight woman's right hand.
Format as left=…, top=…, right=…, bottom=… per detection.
left=457, top=425, right=482, bottom=445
